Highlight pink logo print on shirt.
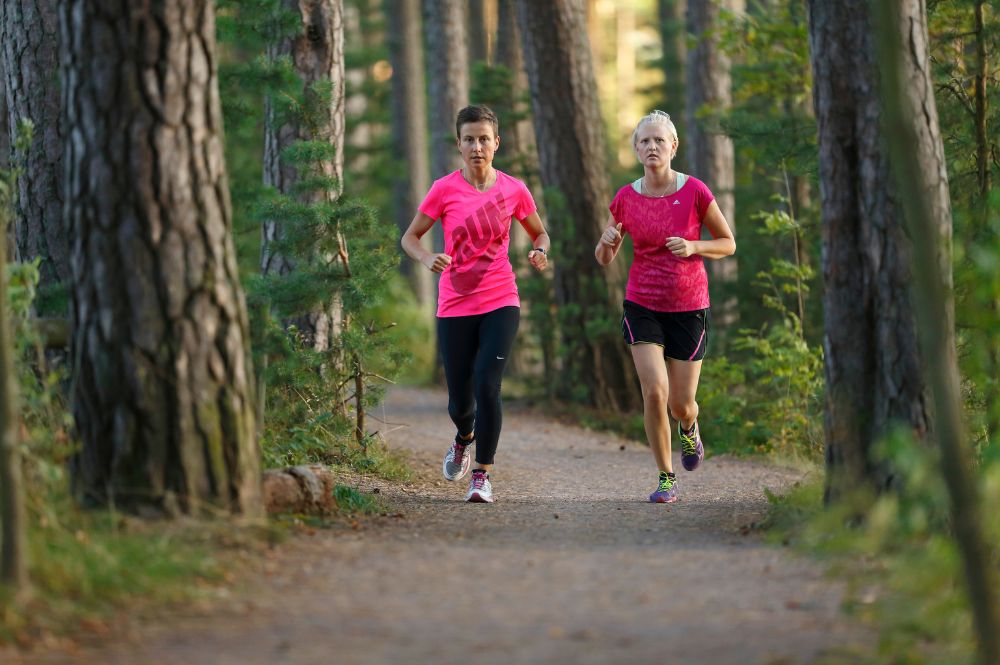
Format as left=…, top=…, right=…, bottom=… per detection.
left=449, top=193, right=508, bottom=294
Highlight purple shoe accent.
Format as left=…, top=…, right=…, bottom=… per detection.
left=649, top=475, right=678, bottom=503
left=679, top=421, right=705, bottom=471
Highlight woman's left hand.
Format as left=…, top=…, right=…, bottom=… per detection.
left=665, top=236, right=695, bottom=258
left=528, top=249, right=548, bottom=271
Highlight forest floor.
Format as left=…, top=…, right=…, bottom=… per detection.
left=7, top=386, right=869, bottom=665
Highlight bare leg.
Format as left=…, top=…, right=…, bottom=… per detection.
left=666, top=358, right=702, bottom=430
left=630, top=344, right=672, bottom=474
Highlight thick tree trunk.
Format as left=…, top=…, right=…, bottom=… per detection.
left=516, top=0, right=641, bottom=411
left=876, top=3, right=1000, bottom=663
left=0, top=177, right=27, bottom=593
left=807, top=0, right=929, bottom=502
left=262, top=0, right=346, bottom=351
left=62, top=0, right=262, bottom=517
left=424, top=0, right=468, bottom=182
left=685, top=0, right=738, bottom=328
left=658, top=0, right=687, bottom=171
left=0, top=0, right=70, bottom=296
left=386, top=0, right=434, bottom=310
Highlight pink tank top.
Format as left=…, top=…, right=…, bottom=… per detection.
left=419, top=170, right=537, bottom=317
left=609, top=175, right=715, bottom=313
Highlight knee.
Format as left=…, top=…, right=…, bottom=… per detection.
left=448, top=400, right=474, bottom=423
left=642, top=383, right=669, bottom=408
left=474, top=380, right=502, bottom=405
left=670, top=399, right=697, bottom=424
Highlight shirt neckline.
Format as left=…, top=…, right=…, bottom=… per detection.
left=631, top=172, right=689, bottom=198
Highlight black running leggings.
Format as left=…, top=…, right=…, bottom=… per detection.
left=437, top=306, right=520, bottom=465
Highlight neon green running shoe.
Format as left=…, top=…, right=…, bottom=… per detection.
left=679, top=421, right=704, bottom=471
left=649, top=471, right=678, bottom=503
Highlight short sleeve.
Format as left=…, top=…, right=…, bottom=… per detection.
left=694, top=179, right=716, bottom=221
left=609, top=187, right=628, bottom=228
left=418, top=178, right=445, bottom=220
left=513, top=179, right=537, bottom=220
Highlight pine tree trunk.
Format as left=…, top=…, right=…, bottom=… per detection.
left=63, top=0, right=262, bottom=517
left=685, top=0, right=738, bottom=328
left=468, top=0, right=490, bottom=66
left=424, top=0, right=469, bottom=182
left=0, top=0, right=70, bottom=296
left=386, top=0, right=434, bottom=310
left=807, top=0, right=929, bottom=502
left=658, top=0, right=687, bottom=171
left=973, top=1, right=990, bottom=203
left=516, top=0, right=641, bottom=412
left=876, top=3, right=1000, bottom=662
left=0, top=174, right=27, bottom=593
left=262, top=0, right=346, bottom=352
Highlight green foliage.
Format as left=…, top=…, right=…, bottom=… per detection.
left=718, top=1, right=822, bottom=344
left=218, top=1, right=411, bottom=478
left=333, top=484, right=388, bottom=514
left=469, top=62, right=537, bottom=183
left=764, top=429, right=1000, bottom=665
left=697, top=195, right=823, bottom=459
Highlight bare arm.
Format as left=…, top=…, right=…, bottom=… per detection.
left=518, top=210, right=550, bottom=271
left=595, top=213, right=624, bottom=266
left=665, top=200, right=736, bottom=259
left=401, top=211, right=451, bottom=272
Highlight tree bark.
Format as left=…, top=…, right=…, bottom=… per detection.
left=261, top=0, right=346, bottom=351
left=424, top=0, right=469, bottom=181
left=685, top=0, right=738, bottom=327
left=875, top=3, right=1000, bottom=662
left=0, top=170, right=27, bottom=593
left=468, top=0, right=490, bottom=66
left=658, top=0, right=687, bottom=171
left=516, top=0, right=641, bottom=411
left=386, top=0, right=434, bottom=309
left=62, top=0, right=262, bottom=517
left=807, top=0, right=929, bottom=502
left=0, top=0, right=71, bottom=295
left=973, top=1, right=990, bottom=203
left=0, top=59, right=8, bottom=171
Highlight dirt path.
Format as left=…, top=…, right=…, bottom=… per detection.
left=13, top=387, right=866, bottom=664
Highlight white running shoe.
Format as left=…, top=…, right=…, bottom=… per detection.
left=465, top=469, right=494, bottom=503
left=443, top=437, right=472, bottom=481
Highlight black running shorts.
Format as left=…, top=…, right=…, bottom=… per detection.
left=621, top=300, right=710, bottom=361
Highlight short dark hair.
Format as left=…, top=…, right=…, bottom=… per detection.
left=455, top=105, right=499, bottom=138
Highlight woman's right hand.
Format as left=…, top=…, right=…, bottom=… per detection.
left=600, top=223, right=623, bottom=247
left=421, top=253, right=452, bottom=273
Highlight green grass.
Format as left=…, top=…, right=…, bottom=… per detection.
left=1, top=503, right=283, bottom=646
left=762, top=466, right=987, bottom=665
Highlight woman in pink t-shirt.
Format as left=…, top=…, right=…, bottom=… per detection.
left=595, top=111, right=735, bottom=504
left=401, top=105, right=550, bottom=503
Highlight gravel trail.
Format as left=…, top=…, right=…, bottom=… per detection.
left=10, top=386, right=866, bottom=665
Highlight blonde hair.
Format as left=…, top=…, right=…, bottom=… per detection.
left=631, top=110, right=678, bottom=153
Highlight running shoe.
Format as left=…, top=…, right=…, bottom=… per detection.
left=649, top=471, right=678, bottom=503
left=465, top=469, right=494, bottom=503
left=679, top=420, right=704, bottom=471
left=443, top=435, right=473, bottom=481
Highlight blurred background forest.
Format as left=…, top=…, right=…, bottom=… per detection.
left=1, top=1, right=999, bottom=663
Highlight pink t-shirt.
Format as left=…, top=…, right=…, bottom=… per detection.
left=419, top=170, right=537, bottom=317
left=609, top=175, right=715, bottom=312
